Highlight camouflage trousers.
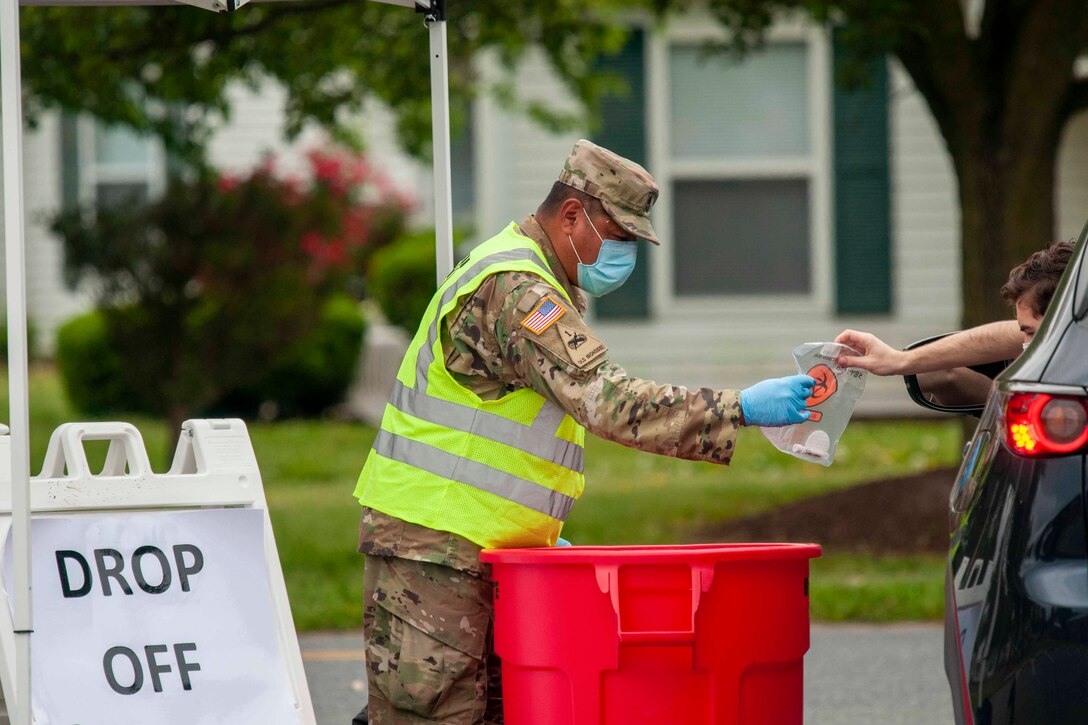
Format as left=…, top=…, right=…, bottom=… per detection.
left=363, top=554, right=504, bottom=724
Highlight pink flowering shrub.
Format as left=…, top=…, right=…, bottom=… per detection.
left=214, top=148, right=412, bottom=287
left=52, top=147, right=411, bottom=429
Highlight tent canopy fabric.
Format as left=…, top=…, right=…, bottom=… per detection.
left=19, top=0, right=428, bottom=9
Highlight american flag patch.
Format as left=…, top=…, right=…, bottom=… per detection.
left=520, top=296, right=566, bottom=335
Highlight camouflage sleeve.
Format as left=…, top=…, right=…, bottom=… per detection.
left=495, top=281, right=741, bottom=464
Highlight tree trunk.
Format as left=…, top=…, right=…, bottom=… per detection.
left=884, top=0, right=1086, bottom=330
left=955, top=134, right=1059, bottom=328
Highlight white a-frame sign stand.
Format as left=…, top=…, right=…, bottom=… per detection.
left=0, top=420, right=316, bottom=724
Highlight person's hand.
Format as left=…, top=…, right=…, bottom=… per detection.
left=834, top=330, right=908, bottom=375
left=740, top=375, right=815, bottom=427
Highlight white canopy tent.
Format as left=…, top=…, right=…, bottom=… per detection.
left=0, top=1, right=455, bottom=722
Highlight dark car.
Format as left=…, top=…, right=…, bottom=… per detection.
left=904, top=226, right=1088, bottom=724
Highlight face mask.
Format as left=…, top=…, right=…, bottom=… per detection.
left=567, top=207, right=638, bottom=297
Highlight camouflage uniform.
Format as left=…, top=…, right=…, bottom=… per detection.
left=361, top=140, right=742, bottom=723
left=361, top=511, right=501, bottom=724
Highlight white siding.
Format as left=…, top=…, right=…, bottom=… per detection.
left=1, top=116, right=92, bottom=355
left=206, top=83, right=429, bottom=222
left=474, top=48, right=586, bottom=238
left=1058, top=110, right=1088, bottom=241
left=206, top=84, right=298, bottom=174
left=25, top=116, right=92, bottom=353
left=888, top=61, right=961, bottom=328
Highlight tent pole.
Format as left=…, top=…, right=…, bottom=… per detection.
left=0, top=2, right=33, bottom=724
left=426, top=0, right=453, bottom=286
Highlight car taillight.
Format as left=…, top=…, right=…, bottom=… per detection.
left=1004, top=392, right=1088, bottom=456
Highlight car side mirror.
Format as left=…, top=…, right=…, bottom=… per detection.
left=902, top=334, right=1011, bottom=419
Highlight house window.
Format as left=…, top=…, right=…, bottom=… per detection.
left=91, top=124, right=159, bottom=210
left=62, top=117, right=163, bottom=212
left=673, top=178, right=809, bottom=295
left=652, top=27, right=830, bottom=306
left=669, top=43, right=808, bottom=161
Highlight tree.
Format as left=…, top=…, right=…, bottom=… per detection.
left=26, top=1, right=1087, bottom=327
left=682, top=0, right=1088, bottom=326
left=51, top=148, right=408, bottom=435
left=21, top=2, right=629, bottom=160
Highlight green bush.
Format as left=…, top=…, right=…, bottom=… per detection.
left=57, top=298, right=366, bottom=420
left=55, top=311, right=144, bottom=415
left=367, top=230, right=439, bottom=333
left=225, top=295, right=367, bottom=418
left=51, top=147, right=408, bottom=432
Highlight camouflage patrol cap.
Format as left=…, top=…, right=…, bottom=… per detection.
left=558, top=139, right=661, bottom=245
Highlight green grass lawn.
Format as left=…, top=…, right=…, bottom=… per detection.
left=2, top=366, right=955, bottom=627
left=811, top=554, right=946, bottom=622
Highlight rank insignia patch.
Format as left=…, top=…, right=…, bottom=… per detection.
left=520, top=296, right=566, bottom=335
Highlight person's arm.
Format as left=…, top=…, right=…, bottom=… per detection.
left=483, top=280, right=739, bottom=463
left=494, top=282, right=809, bottom=465
left=835, top=321, right=1021, bottom=376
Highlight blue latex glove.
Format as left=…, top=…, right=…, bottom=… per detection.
left=740, top=374, right=815, bottom=427
left=556, top=537, right=573, bottom=547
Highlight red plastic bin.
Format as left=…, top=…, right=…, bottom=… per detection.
left=479, top=543, right=822, bottom=725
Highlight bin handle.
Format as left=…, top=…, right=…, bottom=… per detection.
left=594, top=564, right=715, bottom=646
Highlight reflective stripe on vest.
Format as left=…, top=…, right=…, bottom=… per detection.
left=389, top=380, right=584, bottom=472
left=371, top=430, right=577, bottom=520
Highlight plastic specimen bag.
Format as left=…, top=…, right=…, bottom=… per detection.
left=760, top=342, right=868, bottom=466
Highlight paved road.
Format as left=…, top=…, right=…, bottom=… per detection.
left=300, top=623, right=953, bottom=724
left=807, top=624, right=952, bottom=724
left=0, top=625, right=949, bottom=723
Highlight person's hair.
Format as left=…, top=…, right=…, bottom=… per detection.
left=536, top=181, right=606, bottom=220
left=1000, top=240, right=1076, bottom=316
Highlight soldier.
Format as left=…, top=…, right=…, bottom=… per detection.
left=353, top=139, right=815, bottom=724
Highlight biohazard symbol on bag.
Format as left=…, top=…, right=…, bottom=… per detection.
left=760, top=342, right=868, bottom=467
left=804, top=364, right=838, bottom=422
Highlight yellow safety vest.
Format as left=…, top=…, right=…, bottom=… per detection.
left=354, top=223, right=586, bottom=548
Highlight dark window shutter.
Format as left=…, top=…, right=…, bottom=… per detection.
left=450, top=104, right=475, bottom=226
left=592, top=29, right=650, bottom=320
left=60, top=113, right=80, bottom=210
left=833, top=34, right=891, bottom=314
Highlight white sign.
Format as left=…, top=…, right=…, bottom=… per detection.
left=1, top=508, right=300, bottom=725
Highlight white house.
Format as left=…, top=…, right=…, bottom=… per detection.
left=7, top=14, right=1088, bottom=417
left=469, top=16, right=1088, bottom=415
